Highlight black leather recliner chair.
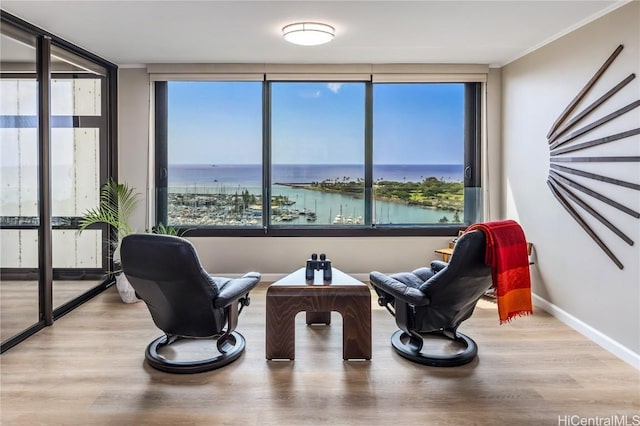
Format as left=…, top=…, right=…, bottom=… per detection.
left=369, top=230, right=492, bottom=367
left=120, top=234, right=261, bottom=374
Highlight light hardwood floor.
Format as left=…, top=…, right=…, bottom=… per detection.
left=0, top=280, right=103, bottom=341
left=1, top=282, right=639, bottom=425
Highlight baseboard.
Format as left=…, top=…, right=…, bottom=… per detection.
left=533, top=294, right=640, bottom=371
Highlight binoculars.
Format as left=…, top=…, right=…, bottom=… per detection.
left=305, top=253, right=332, bottom=282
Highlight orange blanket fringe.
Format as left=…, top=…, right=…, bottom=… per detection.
left=466, top=220, right=532, bottom=323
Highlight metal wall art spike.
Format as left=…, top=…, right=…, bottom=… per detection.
left=550, top=128, right=640, bottom=155
left=548, top=100, right=640, bottom=150
left=546, top=44, right=640, bottom=269
left=548, top=170, right=640, bottom=218
left=547, top=180, right=624, bottom=269
left=548, top=175, right=634, bottom=246
left=550, top=156, right=640, bottom=163
left=547, top=44, right=624, bottom=140
left=549, top=163, right=640, bottom=191
left=548, top=73, right=636, bottom=144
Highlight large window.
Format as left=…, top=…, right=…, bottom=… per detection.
left=156, top=78, right=481, bottom=236
left=373, top=83, right=465, bottom=225
left=163, top=81, right=262, bottom=227
left=271, top=82, right=365, bottom=226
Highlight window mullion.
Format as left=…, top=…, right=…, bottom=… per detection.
left=263, top=81, right=272, bottom=233
left=154, top=81, right=169, bottom=226
left=37, top=34, right=53, bottom=326
left=463, top=82, right=482, bottom=224
left=364, top=81, right=373, bottom=226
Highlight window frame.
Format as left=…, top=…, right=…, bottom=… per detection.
left=155, top=78, right=482, bottom=237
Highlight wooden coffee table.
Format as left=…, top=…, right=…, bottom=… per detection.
left=265, top=267, right=371, bottom=360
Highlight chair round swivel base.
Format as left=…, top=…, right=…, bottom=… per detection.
left=145, top=331, right=246, bottom=374
left=390, top=329, right=478, bottom=367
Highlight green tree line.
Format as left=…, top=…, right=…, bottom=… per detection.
left=308, top=176, right=463, bottom=212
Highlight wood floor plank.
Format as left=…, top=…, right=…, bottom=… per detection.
left=1, top=282, right=639, bottom=425
left=0, top=280, right=103, bottom=341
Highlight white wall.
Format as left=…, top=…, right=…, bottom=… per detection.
left=118, top=68, right=151, bottom=235
left=486, top=67, right=502, bottom=218
left=502, top=2, right=640, bottom=357
left=190, top=236, right=453, bottom=280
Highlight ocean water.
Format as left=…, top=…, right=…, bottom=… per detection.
left=168, top=164, right=464, bottom=225
left=168, top=164, right=463, bottom=187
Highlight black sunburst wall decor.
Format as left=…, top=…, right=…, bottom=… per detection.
left=546, top=44, right=640, bottom=270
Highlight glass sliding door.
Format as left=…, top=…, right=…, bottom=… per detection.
left=49, top=46, right=107, bottom=310
left=1, top=11, right=117, bottom=352
left=0, top=24, right=41, bottom=342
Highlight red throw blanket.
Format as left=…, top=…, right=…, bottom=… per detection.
left=466, top=220, right=532, bottom=323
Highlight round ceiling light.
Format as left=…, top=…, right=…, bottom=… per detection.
left=282, top=22, right=335, bottom=46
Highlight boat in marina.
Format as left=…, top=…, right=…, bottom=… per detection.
left=332, top=214, right=363, bottom=225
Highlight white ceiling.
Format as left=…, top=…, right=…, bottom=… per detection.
left=0, top=0, right=628, bottom=67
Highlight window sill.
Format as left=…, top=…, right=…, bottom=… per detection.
left=180, top=225, right=466, bottom=238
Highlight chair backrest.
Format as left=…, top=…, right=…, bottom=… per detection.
left=417, top=230, right=492, bottom=331
left=120, top=234, right=225, bottom=337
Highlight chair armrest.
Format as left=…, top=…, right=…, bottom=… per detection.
left=213, top=272, right=261, bottom=308
left=370, top=271, right=430, bottom=306
left=430, top=261, right=448, bottom=273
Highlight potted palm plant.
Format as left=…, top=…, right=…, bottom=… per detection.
left=78, top=178, right=141, bottom=303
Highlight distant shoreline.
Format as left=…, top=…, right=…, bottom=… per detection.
left=274, top=181, right=462, bottom=212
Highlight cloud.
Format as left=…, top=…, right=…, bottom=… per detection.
left=299, top=89, right=322, bottom=99
left=327, top=83, right=344, bottom=94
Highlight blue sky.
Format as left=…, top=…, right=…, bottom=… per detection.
left=168, top=81, right=464, bottom=165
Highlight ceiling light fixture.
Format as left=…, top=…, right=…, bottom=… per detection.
left=282, top=22, right=335, bottom=46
